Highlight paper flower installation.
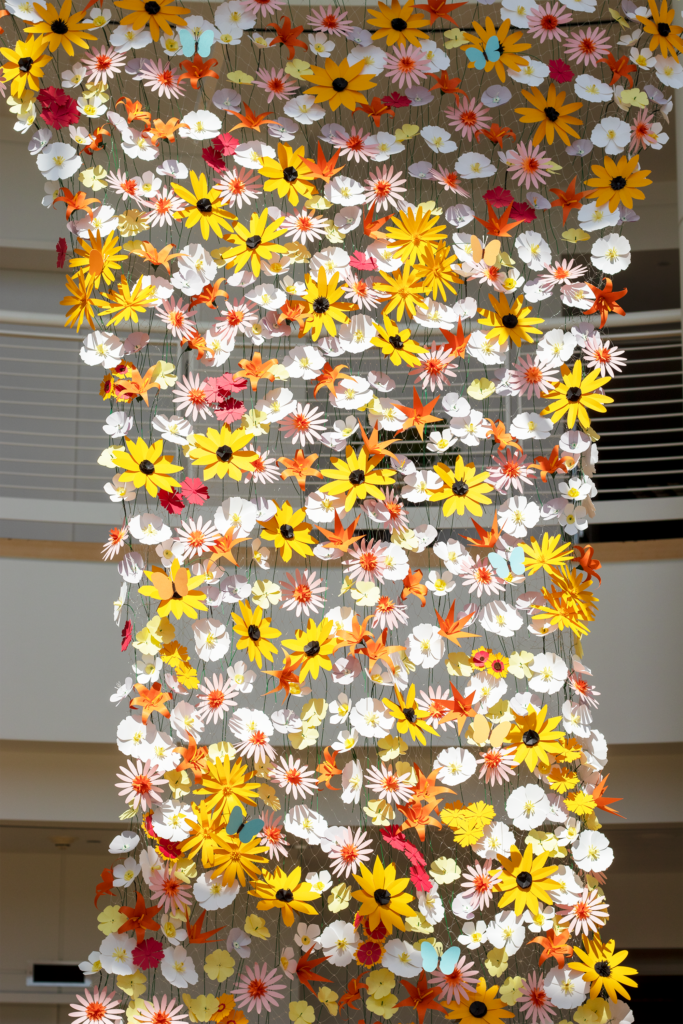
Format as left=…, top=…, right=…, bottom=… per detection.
left=6, top=0, right=667, bottom=1018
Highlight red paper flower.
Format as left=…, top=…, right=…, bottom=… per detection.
left=121, top=621, right=132, bottom=652
left=37, top=87, right=79, bottom=129
left=180, top=477, right=210, bottom=506
left=382, top=92, right=411, bottom=108
left=215, top=131, right=239, bottom=156
left=356, top=940, right=384, bottom=966
left=56, top=238, right=67, bottom=268
left=483, top=186, right=514, bottom=209
left=410, top=864, right=433, bottom=892
left=156, top=836, right=183, bottom=860
left=549, top=59, right=574, bottom=83
left=132, top=938, right=164, bottom=970
left=215, top=398, right=246, bottom=424
left=159, top=489, right=185, bottom=514
left=203, top=372, right=248, bottom=401
left=350, top=250, right=378, bottom=271
left=202, top=145, right=226, bottom=172
left=510, top=201, right=537, bottom=223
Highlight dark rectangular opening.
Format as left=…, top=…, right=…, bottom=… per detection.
left=32, top=964, right=84, bottom=985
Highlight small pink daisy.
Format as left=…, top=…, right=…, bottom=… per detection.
left=558, top=887, right=610, bottom=935
left=138, top=58, right=185, bottom=98
left=476, top=747, right=518, bottom=785
left=564, top=25, right=611, bottom=67
left=325, top=825, right=375, bottom=877
left=279, top=402, right=328, bottom=445
left=344, top=275, right=385, bottom=310
left=174, top=515, right=220, bottom=560
left=232, top=963, right=287, bottom=1014
left=488, top=451, right=536, bottom=494
left=173, top=373, right=213, bottom=421
left=459, top=556, right=506, bottom=597
left=270, top=755, right=319, bottom=799
left=507, top=354, right=559, bottom=398
left=245, top=447, right=280, bottom=484
left=216, top=167, right=262, bottom=208
left=157, top=298, right=196, bottom=342
left=364, top=763, right=412, bottom=805
left=518, top=972, right=556, bottom=1024
left=385, top=42, right=429, bottom=88
left=102, top=525, right=129, bottom=560
left=240, top=0, right=284, bottom=15
left=82, top=45, right=126, bottom=84
left=429, top=957, right=479, bottom=1003
left=507, top=141, right=553, bottom=189
left=582, top=336, right=627, bottom=376
left=140, top=187, right=186, bottom=226
left=196, top=673, right=239, bottom=724
left=115, top=758, right=165, bottom=811
left=282, top=211, right=329, bottom=243
left=371, top=595, right=409, bottom=630
left=69, top=989, right=123, bottom=1024
left=254, top=66, right=297, bottom=102
left=410, top=344, right=458, bottom=391
left=280, top=569, right=327, bottom=617
left=363, top=164, right=407, bottom=211
left=459, top=859, right=503, bottom=910
left=344, top=538, right=389, bottom=583
left=259, top=810, right=289, bottom=860
left=446, top=96, right=491, bottom=141
left=416, top=684, right=458, bottom=730
left=335, top=126, right=380, bottom=163
left=307, top=5, right=354, bottom=36
left=148, top=867, right=192, bottom=914
left=526, top=2, right=572, bottom=42
left=429, top=165, right=469, bottom=196
left=136, top=995, right=188, bottom=1024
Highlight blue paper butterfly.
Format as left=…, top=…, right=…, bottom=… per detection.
left=420, top=942, right=462, bottom=976
left=488, top=545, right=526, bottom=579
left=465, top=36, right=501, bottom=69
left=225, top=805, right=264, bottom=844
left=178, top=27, right=215, bottom=58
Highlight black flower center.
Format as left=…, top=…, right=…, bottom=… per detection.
left=275, top=888, right=294, bottom=903
left=469, top=1004, right=488, bottom=1021
left=50, top=18, right=69, bottom=33
left=565, top=386, right=583, bottom=402
left=313, top=297, right=330, bottom=314
left=283, top=166, right=298, bottom=182
left=523, top=729, right=540, bottom=747
left=610, top=175, right=627, bottom=191
left=594, top=960, right=612, bottom=977
left=246, top=235, right=262, bottom=250
left=139, top=460, right=155, bottom=475
left=18, top=56, right=34, bottom=72
left=388, top=334, right=404, bottom=349
left=280, top=524, right=295, bottom=540
left=501, top=314, right=518, bottom=329
left=543, top=105, right=560, bottom=122
left=373, top=888, right=392, bottom=906
left=658, top=20, right=671, bottom=35
left=248, top=624, right=261, bottom=641
left=452, top=481, right=469, bottom=496
left=304, top=640, right=321, bottom=658
left=216, top=445, right=233, bottom=462
left=197, top=197, right=213, bottom=213
left=403, top=707, right=417, bottom=723
left=391, top=17, right=408, bottom=30
left=332, top=77, right=348, bottom=92
left=516, top=871, right=533, bottom=890
left=349, top=469, right=365, bottom=485
left=145, top=0, right=161, bottom=12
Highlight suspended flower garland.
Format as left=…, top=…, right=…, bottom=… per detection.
left=5, top=0, right=676, bottom=1020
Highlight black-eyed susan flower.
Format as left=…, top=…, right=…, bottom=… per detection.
left=540, top=359, right=613, bottom=429
left=352, top=856, right=414, bottom=934
left=478, top=293, right=544, bottom=347
left=320, top=445, right=396, bottom=512
left=636, top=0, right=683, bottom=58
left=443, top=978, right=514, bottom=1024
left=114, top=0, right=189, bottom=41
left=507, top=705, right=565, bottom=771
left=259, top=501, right=316, bottom=562
left=187, top=425, right=258, bottom=481
left=366, top=0, right=429, bottom=47
left=139, top=560, right=207, bottom=620
left=515, top=84, right=583, bottom=146
left=495, top=843, right=557, bottom=916
left=171, top=171, right=235, bottom=240
left=428, top=456, right=493, bottom=518
left=232, top=601, right=281, bottom=668
left=249, top=866, right=320, bottom=927
left=281, top=617, right=338, bottom=681
left=568, top=936, right=638, bottom=1003
left=258, top=143, right=317, bottom=207
left=584, top=154, right=652, bottom=212
left=0, top=36, right=51, bottom=97
left=371, top=316, right=426, bottom=367
left=112, top=437, right=182, bottom=496
left=301, top=56, right=377, bottom=112
left=463, top=18, right=531, bottom=82
left=220, top=209, right=288, bottom=276
left=384, top=206, right=448, bottom=267
left=301, top=268, right=354, bottom=341
left=26, top=0, right=96, bottom=54
left=382, top=684, right=439, bottom=745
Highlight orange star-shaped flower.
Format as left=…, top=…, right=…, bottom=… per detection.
left=117, top=892, right=160, bottom=944
left=131, top=681, right=172, bottom=724
left=316, top=510, right=366, bottom=553
left=316, top=746, right=343, bottom=790
left=549, top=175, right=593, bottom=225
left=268, top=15, right=306, bottom=59
left=584, top=277, right=628, bottom=328
left=435, top=601, right=479, bottom=647
left=573, top=543, right=602, bottom=585
left=528, top=928, right=573, bottom=968
left=234, top=351, right=279, bottom=391
left=313, top=361, right=349, bottom=398
left=396, top=972, right=443, bottom=1024
left=392, top=387, right=443, bottom=439
left=401, top=568, right=428, bottom=607
left=278, top=449, right=323, bottom=490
